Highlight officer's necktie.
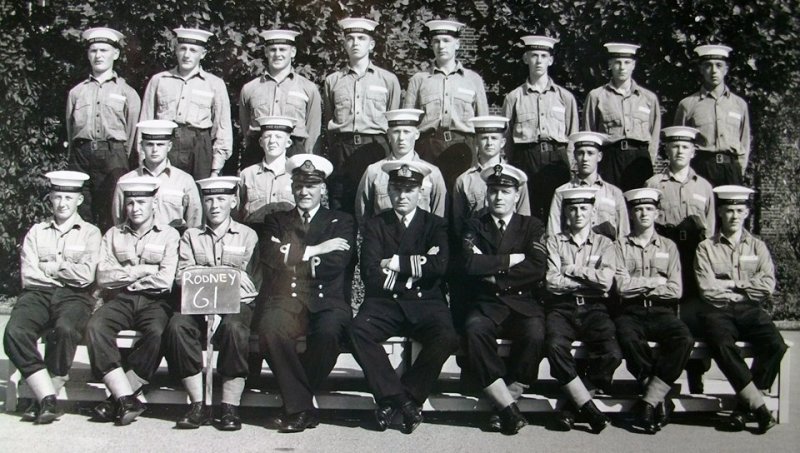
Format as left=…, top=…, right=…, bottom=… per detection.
left=301, top=211, right=311, bottom=232
left=498, top=219, right=506, bottom=237
left=400, top=215, right=408, bottom=232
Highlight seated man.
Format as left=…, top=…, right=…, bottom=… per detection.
left=545, top=187, right=621, bottom=433
left=112, top=120, right=202, bottom=232
left=258, top=154, right=355, bottom=433
left=164, top=176, right=261, bottom=431
left=695, top=185, right=787, bottom=433
left=461, top=164, right=547, bottom=435
left=4, top=171, right=101, bottom=424
left=350, top=161, right=460, bottom=434
left=86, top=176, right=180, bottom=425
left=238, top=116, right=296, bottom=227
left=614, top=188, right=692, bottom=433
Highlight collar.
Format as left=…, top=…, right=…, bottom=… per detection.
left=122, top=219, right=163, bottom=235
left=202, top=217, right=236, bottom=238
left=472, top=155, right=503, bottom=173
left=346, top=61, right=376, bottom=75
left=297, top=204, right=321, bottom=221
left=395, top=208, right=417, bottom=225
left=47, top=214, right=84, bottom=233
left=387, top=151, right=418, bottom=162
left=262, top=67, right=295, bottom=82
left=564, top=228, right=593, bottom=246
left=525, top=77, right=554, bottom=93
left=87, top=71, right=118, bottom=84
left=431, top=60, right=465, bottom=76
left=605, top=79, right=639, bottom=95
left=168, top=66, right=206, bottom=81
left=491, top=212, right=514, bottom=229
left=667, top=166, right=693, bottom=182
left=717, top=229, right=750, bottom=246
left=141, top=160, right=171, bottom=177
left=260, top=156, right=287, bottom=175
left=573, top=173, right=602, bottom=187
left=626, top=229, right=661, bottom=248
left=699, top=84, right=730, bottom=100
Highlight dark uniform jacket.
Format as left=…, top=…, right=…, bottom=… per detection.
left=261, top=208, right=356, bottom=313
left=462, top=213, right=547, bottom=321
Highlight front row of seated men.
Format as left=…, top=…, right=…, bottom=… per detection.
left=4, top=148, right=787, bottom=436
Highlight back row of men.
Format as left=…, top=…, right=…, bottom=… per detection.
left=68, top=18, right=750, bottom=234
left=6, top=128, right=785, bottom=437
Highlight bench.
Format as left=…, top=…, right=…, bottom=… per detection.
left=4, top=332, right=793, bottom=423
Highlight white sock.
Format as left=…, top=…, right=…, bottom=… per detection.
left=484, top=378, right=514, bottom=410
left=642, top=376, right=672, bottom=407
left=125, top=369, right=148, bottom=393
left=221, top=377, right=245, bottom=406
left=103, top=368, right=133, bottom=399
left=51, top=375, right=69, bottom=396
left=26, top=369, right=56, bottom=401
left=507, top=381, right=529, bottom=402
left=562, top=377, right=592, bottom=408
left=182, top=373, right=204, bottom=404
left=739, top=382, right=766, bottom=411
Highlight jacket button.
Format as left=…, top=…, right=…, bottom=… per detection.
left=291, top=282, right=296, bottom=288
left=318, top=293, right=324, bottom=297
left=318, top=284, right=323, bottom=289
left=496, top=293, right=500, bottom=297
left=392, top=294, right=398, bottom=299
left=417, top=292, right=422, bottom=298
left=291, top=292, right=297, bottom=297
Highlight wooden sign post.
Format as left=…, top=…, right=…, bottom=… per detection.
left=180, top=267, right=241, bottom=407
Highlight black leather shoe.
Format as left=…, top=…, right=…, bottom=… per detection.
left=35, top=395, right=59, bottom=424
left=580, top=400, right=610, bottom=434
left=724, top=411, right=747, bottom=431
left=20, top=398, right=39, bottom=422
left=176, top=402, right=210, bottom=429
left=634, top=400, right=658, bottom=434
left=116, top=395, right=146, bottom=426
left=374, top=405, right=397, bottom=432
left=93, top=396, right=117, bottom=422
left=753, top=405, right=777, bottom=434
left=486, top=413, right=502, bottom=432
left=278, top=409, right=319, bottom=433
left=499, top=403, right=527, bottom=435
left=218, top=403, right=242, bottom=431
left=656, top=399, right=674, bottom=429
left=553, top=409, right=575, bottom=431
left=399, top=401, right=423, bottom=434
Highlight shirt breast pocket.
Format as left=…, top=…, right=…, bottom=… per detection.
left=453, top=88, right=476, bottom=119
left=159, top=189, right=186, bottom=210
left=624, top=257, right=641, bottom=275
left=189, top=89, right=214, bottom=123
left=514, top=111, right=538, bottom=139
left=102, top=93, right=127, bottom=122
left=73, top=98, right=92, bottom=128
left=419, top=179, right=434, bottom=210
left=63, top=244, right=89, bottom=263
left=116, top=249, right=138, bottom=266
left=333, top=96, right=352, bottom=124
left=141, top=243, right=166, bottom=264
left=467, top=189, right=486, bottom=211
left=652, top=252, right=670, bottom=276
left=221, top=245, right=247, bottom=268
left=739, top=255, right=758, bottom=278
left=284, top=91, right=308, bottom=120
left=38, top=246, right=58, bottom=263
left=193, top=251, right=213, bottom=266
left=598, top=103, right=623, bottom=134
left=419, top=88, right=441, bottom=118
left=375, top=183, right=391, bottom=212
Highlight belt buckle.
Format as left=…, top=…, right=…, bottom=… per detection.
left=679, top=230, right=687, bottom=241
left=575, top=296, right=585, bottom=306
left=443, top=130, right=452, bottom=142
left=716, top=153, right=725, bottom=164
left=540, top=142, right=553, bottom=153
left=90, top=141, right=99, bottom=151
left=643, top=299, right=653, bottom=308
left=353, top=134, right=362, bottom=145
left=619, top=140, right=629, bottom=151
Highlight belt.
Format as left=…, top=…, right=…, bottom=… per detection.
left=610, top=139, right=648, bottom=151
left=421, top=129, right=470, bottom=143
left=334, top=132, right=385, bottom=146
left=552, top=294, right=606, bottom=306
left=174, top=125, right=211, bottom=136
left=518, top=141, right=567, bottom=153
left=623, top=297, right=677, bottom=308
left=73, top=139, right=122, bottom=151
left=695, top=150, right=735, bottom=164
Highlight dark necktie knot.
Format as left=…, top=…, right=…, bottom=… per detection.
left=498, top=219, right=506, bottom=235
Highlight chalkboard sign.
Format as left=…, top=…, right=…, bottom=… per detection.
left=180, top=267, right=241, bottom=315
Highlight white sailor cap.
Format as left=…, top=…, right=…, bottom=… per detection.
left=287, top=154, right=333, bottom=184
left=382, top=161, right=432, bottom=188
left=713, top=185, right=754, bottom=205
left=338, top=18, right=379, bottom=35
left=196, top=176, right=240, bottom=195
left=137, top=120, right=178, bottom=140
left=569, top=131, right=607, bottom=149
left=604, top=42, right=640, bottom=58
left=118, top=176, right=160, bottom=198
left=425, top=20, right=465, bottom=37
left=385, top=109, right=424, bottom=127
left=661, top=126, right=700, bottom=143
left=173, top=27, right=214, bottom=46
left=480, top=163, right=527, bottom=188
left=694, top=44, right=733, bottom=60
left=521, top=35, right=559, bottom=51
left=256, top=116, right=295, bottom=134
left=559, top=187, right=599, bottom=205
left=469, top=116, right=510, bottom=134
left=82, top=27, right=124, bottom=47
left=261, top=29, right=300, bottom=45
left=45, top=171, right=89, bottom=193
left=624, top=188, right=661, bottom=206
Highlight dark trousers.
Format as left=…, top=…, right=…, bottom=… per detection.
left=168, top=126, right=212, bottom=180
left=464, top=304, right=546, bottom=388
left=327, top=134, right=389, bottom=215
left=349, top=298, right=460, bottom=406
left=598, top=142, right=653, bottom=191
left=615, top=305, right=693, bottom=384
left=545, top=301, right=622, bottom=390
left=508, top=142, right=571, bottom=223
left=700, top=302, right=787, bottom=392
left=417, top=133, right=474, bottom=193
left=69, top=139, right=128, bottom=231
left=240, top=135, right=306, bottom=171
left=3, top=288, right=93, bottom=378
left=86, top=292, right=172, bottom=380
left=164, top=303, right=253, bottom=380
left=690, top=151, right=743, bottom=187
left=258, top=300, right=352, bottom=414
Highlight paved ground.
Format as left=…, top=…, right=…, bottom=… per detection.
left=0, top=316, right=798, bottom=453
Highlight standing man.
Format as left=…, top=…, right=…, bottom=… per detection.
left=164, top=176, right=261, bottom=431
left=237, top=116, right=296, bottom=227
left=355, top=109, right=446, bottom=228
left=86, top=176, right=180, bottom=425
left=645, top=126, right=715, bottom=394
left=584, top=43, right=661, bottom=191
left=404, top=19, right=489, bottom=191
left=324, top=17, right=401, bottom=215
left=614, top=188, right=692, bottom=433
left=461, top=164, right=547, bottom=435
left=139, top=28, right=232, bottom=180
left=350, top=161, right=460, bottom=434
left=66, top=27, right=141, bottom=230
left=112, top=120, right=202, bottom=231
left=258, top=154, right=355, bottom=433
left=675, top=45, right=750, bottom=187
left=548, top=131, right=629, bottom=240
left=239, top=29, right=321, bottom=169
left=695, top=186, right=787, bottom=433
left=502, top=35, right=578, bottom=222
left=4, top=171, right=101, bottom=424
left=544, top=187, right=621, bottom=433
